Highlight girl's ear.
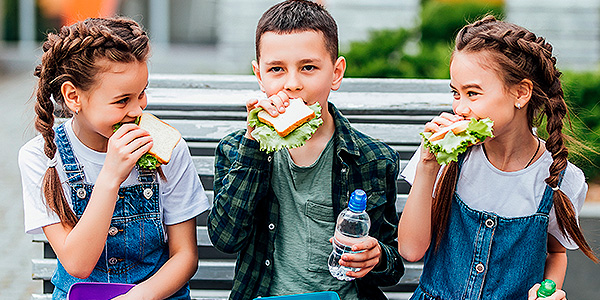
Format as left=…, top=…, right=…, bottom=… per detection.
left=61, top=81, right=81, bottom=114
left=331, top=56, right=346, bottom=91
left=252, top=60, right=266, bottom=93
left=514, top=78, right=533, bottom=108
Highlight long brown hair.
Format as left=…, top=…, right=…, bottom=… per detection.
left=33, top=17, right=150, bottom=228
left=432, top=15, right=598, bottom=263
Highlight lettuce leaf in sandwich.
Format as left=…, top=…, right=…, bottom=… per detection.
left=421, top=118, right=494, bottom=165
left=248, top=102, right=323, bottom=153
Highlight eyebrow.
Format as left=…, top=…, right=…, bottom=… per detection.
left=263, top=58, right=322, bottom=66
left=450, top=83, right=482, bottom=90
left=113, top=82, right=149, bottom=99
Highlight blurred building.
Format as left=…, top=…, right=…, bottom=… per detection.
left=506, top=0, right=600, bottom=71
left=5, top=0, right=419, bottom=74
left=3, top=0, right=599, bottom=73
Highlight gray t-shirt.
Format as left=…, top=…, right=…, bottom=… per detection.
left=401, top=144, right=587, bottom=249
left=269, top=138, right=360, bottom=298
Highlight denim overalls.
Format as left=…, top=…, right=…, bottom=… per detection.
left=50, top=124, right=190, bottom=299
left=411, top=153, right=560, bottom=300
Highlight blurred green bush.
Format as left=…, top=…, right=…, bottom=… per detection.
left=343, top=0, right=504, bottom=79
left=342, top=0, right=600, bottom=180
left=560, top=72, right=600, bottom=181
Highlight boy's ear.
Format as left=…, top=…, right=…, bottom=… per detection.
left=61, top=81, right=82, bottom=113
left=252, top=60, right=266, bottom=93
left=331, top=56, right=346, bottom=91
left=514, top=78, right=533, bottom=108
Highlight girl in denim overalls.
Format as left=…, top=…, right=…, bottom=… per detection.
left=19, top=18, right=209, bottom=299
left=398, top=16, right=598, bottom=300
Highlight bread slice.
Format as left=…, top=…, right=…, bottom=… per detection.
left=138, top=113, right=181, bottom=164
left=428, top=120, right=470, bottom=142
left=257, top=98, right=316, bottom=137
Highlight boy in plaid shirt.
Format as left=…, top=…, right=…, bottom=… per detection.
left=208, top=1, right=404, bottom=299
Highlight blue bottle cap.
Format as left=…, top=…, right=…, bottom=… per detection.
left=348, top=189, right=367, bottom=212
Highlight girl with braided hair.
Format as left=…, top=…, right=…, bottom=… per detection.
left=18, top=17, right=209, bottom=299
left=398, top=15, right=597, bottom=300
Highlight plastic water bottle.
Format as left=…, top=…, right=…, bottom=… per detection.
left=537, top=279, right=556, bottom=298
left=328, top=189, right=371, bottom=281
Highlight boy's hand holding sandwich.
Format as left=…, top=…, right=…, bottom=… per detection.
left=245, top=91, right=323, bottom=153
left=421, top=113, right=494, bottom=165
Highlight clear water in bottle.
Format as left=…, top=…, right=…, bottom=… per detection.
left=328, top=189, right=371, bottom=281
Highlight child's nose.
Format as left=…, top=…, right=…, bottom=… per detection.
left=453, top=99, right=471, bottom=117
left=284, top=72, right=302, bottom=91
left=128, top=101, right=145, bottom=117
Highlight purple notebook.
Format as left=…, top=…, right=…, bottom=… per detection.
left=67, top=282, right=135, bottom=300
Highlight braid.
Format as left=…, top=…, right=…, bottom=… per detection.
left=451, top=15, right=598, bottom=263
left=431, top=161, right=458, bottom=251
left=33, top=17, right=150, bottom=228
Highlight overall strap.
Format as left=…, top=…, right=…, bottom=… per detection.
left=454, top=150, right=468, bottom=187
left=137, top=166, right=157, bottom=183
left=54, top=123, right=85, bottom=183
left=537, top=169, right=567, bottom=215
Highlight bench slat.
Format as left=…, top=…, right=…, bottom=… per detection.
left=31, top=258, right=421, bottom=287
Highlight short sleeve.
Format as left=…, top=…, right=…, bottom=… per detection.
left=160, top=138, right=210, bottom=225
left=19, top=136, right=61, bottom=235
left=400, top=150, right=419, bottom=186
left=547, top=163, right=588, bottom=250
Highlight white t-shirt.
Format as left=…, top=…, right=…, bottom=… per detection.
left=19, top=119, right=210, bottom=235
left=401, top=144, right=587, bottom=250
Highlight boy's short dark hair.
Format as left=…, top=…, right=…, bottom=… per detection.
left=255, top=0, right=339, bottom=63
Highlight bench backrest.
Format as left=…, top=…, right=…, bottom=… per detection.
left=31, top=74, right=452, bottom=300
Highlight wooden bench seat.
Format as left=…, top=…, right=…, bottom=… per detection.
left=31, top=74, right=452, bottom=300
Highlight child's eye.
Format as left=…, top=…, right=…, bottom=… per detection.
left=467, top=91, right=479, bottom=97
left=138, top=89, right=146, bottom=99
left=115, top=97, right=129, bottom=104
left=269, top=67, right=283, bottom=73
left=451, top=90, right=460, bottom=99
left=302, top=65, right=316, bottom=71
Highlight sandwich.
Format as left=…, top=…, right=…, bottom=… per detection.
left=247, top=98, right=323, bottom=153
left=113, top=113, right=181, bottom=169
left=421, top=118, right=494, bottom=165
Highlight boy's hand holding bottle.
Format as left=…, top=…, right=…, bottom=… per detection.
left=328, top=189, right=384, bottom=280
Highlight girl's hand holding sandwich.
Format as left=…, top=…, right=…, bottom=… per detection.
left=105, top=123, right=153, bottom=184
left=420, top=112, right=464, bottom=166
left=424, top=112, right=464, bottom=135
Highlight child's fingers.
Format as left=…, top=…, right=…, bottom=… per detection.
left=350, top=237, right=379, bottom=252
left=547, top=289, right=566, bottom=300
left=430, top=115, right=455, bottom=127
left=423, top=121, right=441, bottom=133
left=345, top=267, right=371, bottom=279
left=340, top=238, right=381, bottom=268
left=112, top=123, right=140, bottom=138
left=528, top=284, right=540, bottom=300
left=440, top=112, right=463, bottom=122
left=424, top=113, right=463, bottom=133
left=257, top=98, right=279, bottom=116
left=272, top=91, right=290, bottom=111
left=245, top=98, right=259, bottom=111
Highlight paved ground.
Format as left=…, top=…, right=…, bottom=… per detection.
left=0, top=71, right=40, bottom=299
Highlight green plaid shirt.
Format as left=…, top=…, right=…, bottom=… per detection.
left=208, top=103, right=404, bottom=300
